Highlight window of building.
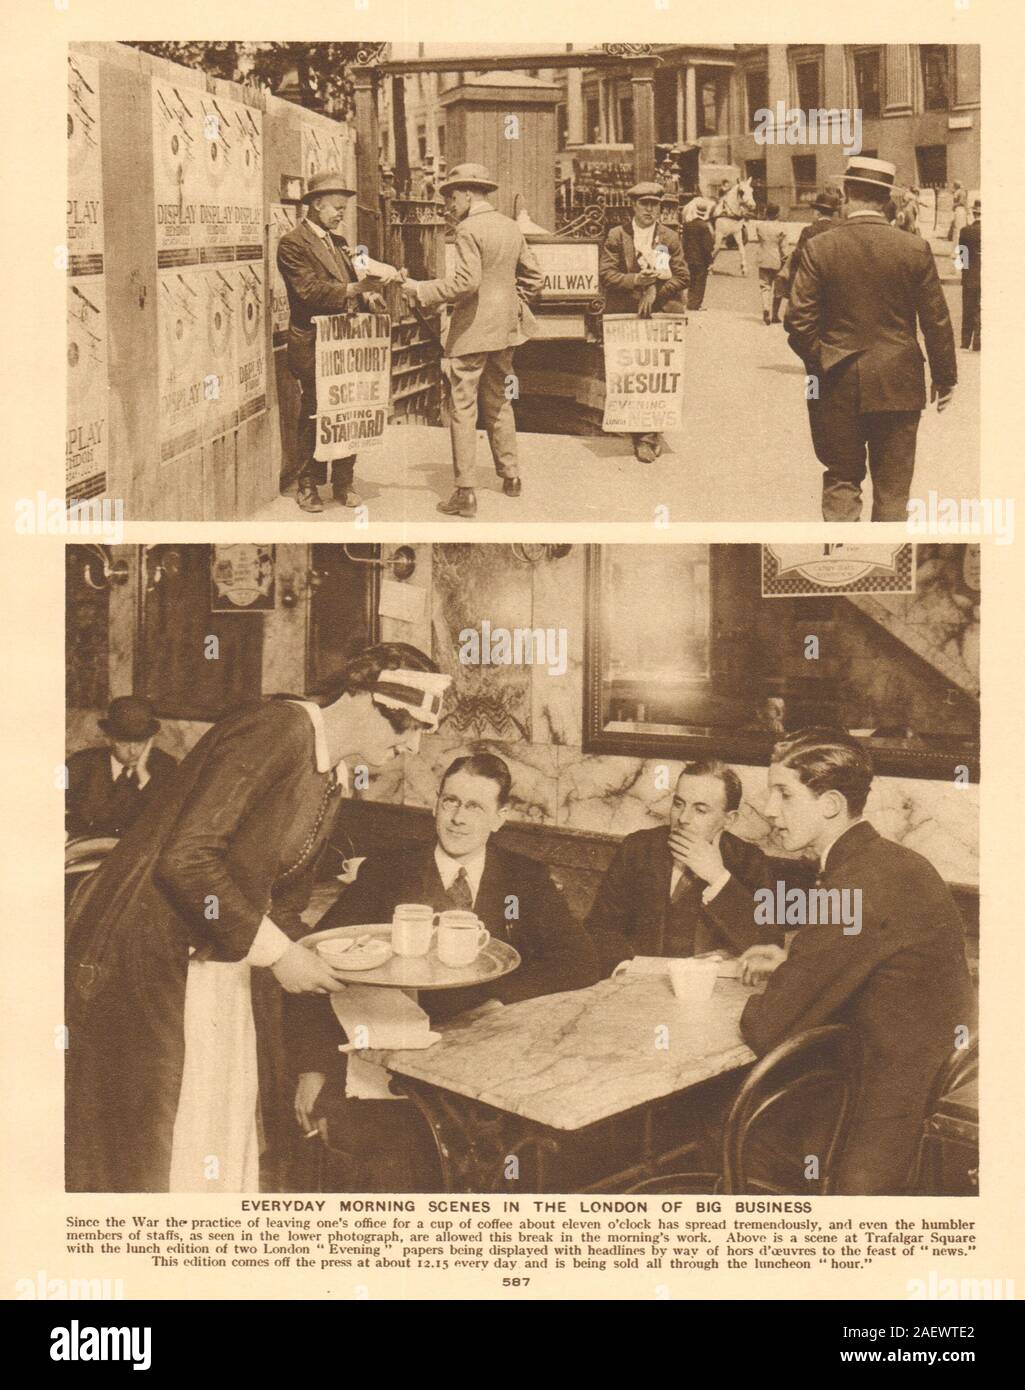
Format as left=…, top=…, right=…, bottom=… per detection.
left=619, top=95, right=634, bottom=145
left=746, top=69, right=768, bottom=128
left=795, top=58, right=821, bottom=111
left=916, top=144, right=948, bottom=188
left=436, top=124, right=445, bottom=158
left=920, top=45, right=950, bottom=111
left=585, top=95, right=600, bottom=143
left=698, top=78, right=719, bottom=136
left=417, top=126, right=427, bottom=162
left=853, top=48, right=882, bottom=119
left=792, top=154, right=817, bottom=201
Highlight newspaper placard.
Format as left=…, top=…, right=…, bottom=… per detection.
left=313, top=312, right=391, bottom=459
left=269, top=203, right=298, bottom=342
left=66, top=53, right=103, bottom=272
left=601, top=314, right=686, bottom=435
left=66, top=276, right=108, bottom=502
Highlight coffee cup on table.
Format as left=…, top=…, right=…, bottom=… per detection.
left=668, top=956, right=719, bottom=1003
left=391, top=903, right=436, bottom=957
left=436, top=910, right=490, bottom=968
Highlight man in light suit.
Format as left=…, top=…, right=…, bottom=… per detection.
left=599, top=181, right=689, bottom=462
left=785, top=156, right=957, bottom=522
left=737, top=729, right=974, bottom=1195
left=277, top=171, right=389, bottom=514
left=401, top=164, right=544, bottom=519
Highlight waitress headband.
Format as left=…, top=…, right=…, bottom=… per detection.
left=371, top=669, right=451, bottom=730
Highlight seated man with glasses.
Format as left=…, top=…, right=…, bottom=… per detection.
left=286, top=752, right=598, bottom=1184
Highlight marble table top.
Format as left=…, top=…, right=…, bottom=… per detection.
left=366, top=976, right=757, bottom=1132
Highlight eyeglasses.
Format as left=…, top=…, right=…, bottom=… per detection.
left=438, top=794, right=491, bottom=818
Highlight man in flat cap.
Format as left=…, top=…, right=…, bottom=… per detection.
left=400, top=164, right=543, bottom=519
left=66, top=696, right=178, bottom=839
left=277, top=171, right=390, bottom=514
left=599, top=181, right=690, bottom=462
left=785, top=157, right=957, bottom=522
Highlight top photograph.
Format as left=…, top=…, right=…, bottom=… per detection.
left=66, top=41, right=980, bottom=525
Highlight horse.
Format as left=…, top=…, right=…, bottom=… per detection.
left=699, top=177, right=757, bottom=276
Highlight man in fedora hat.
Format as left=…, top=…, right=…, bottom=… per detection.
left=277, top=171, right=392, bottom=514
left=399, top=163, right=543, bottom=519
left=957, top=199, right=981, bottom=351
left=66, top=697, right=178, bottom=839
left=782, top=187, right=841, bottom=301
left=599, top=181, right=689, bottom=462
left=785, top=156, right=957, bottom=522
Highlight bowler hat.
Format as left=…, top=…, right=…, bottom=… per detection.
left=627, top=181, right=664, bottom=201
left=302, top=170, right=357, bottom=202
left=811, top=187, right=842, bottom=214
left=437, top=162, right=499, bottom=195
left=843, top=156, right=898, bottom=191
left=972, top=198, right=981, bottom=213
left=99, top=696, right=160, bottom=742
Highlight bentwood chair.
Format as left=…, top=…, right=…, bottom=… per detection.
left=627, top=1024, right=863, bottom=1196
left=908, top=1036, right=979, bottom=1194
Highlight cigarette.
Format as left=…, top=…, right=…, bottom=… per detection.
left=303, top=1128, right=319, bottom=1140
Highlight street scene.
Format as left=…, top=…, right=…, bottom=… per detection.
left=68, top=40, right=980, bottom=523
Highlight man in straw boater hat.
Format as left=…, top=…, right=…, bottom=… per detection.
left=599, top=181, right=690, bottom=462
left=784, top=155, right=957, bottom=522
left=400, top=164, right=543, bottom=519
left=277, top=170, right=392, bottom=514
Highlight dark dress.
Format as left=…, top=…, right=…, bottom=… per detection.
left=65, top=701, right=346, bottom=1192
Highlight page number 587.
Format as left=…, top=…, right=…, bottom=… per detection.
left=502, top=1278, right=530, bottom=1287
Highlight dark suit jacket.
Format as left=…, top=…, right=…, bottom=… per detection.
left=785, top=213, right=957, bottom=411
left=740, top=821, right=975, bottom=1195
left=681, top=220, right=714, bottom=270
left=600, top=221, right=690, bottom=315
left=287, top=842, right=600, bottom=1076
left=782, top=215, right=837, bottom=296
left=958, top=220, right=981, bottom=291
left=585, top=827, right=808, bottom=978
left=276, top=219, right=367, bottom=381
left=66, top=744, right=178, bottom=839
left=65, top=701, right=346, bottom=1191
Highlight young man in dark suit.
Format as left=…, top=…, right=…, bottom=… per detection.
left=599, top=182, right=690, bottom=463
left=276, top=171, right=389, bottom=514
left=585, top=759, right=807, bottom=978
left=289, top=753, right=598, bottom=1176
left=785, top=156, right=958, bottom=522
left=738, top=729, right=975, bottom=1195
left=66, top=696, right=178, bottom=839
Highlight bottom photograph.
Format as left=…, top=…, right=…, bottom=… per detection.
left=64, top=541, right=979, bottom=1198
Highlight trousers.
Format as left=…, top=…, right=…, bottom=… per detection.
left=961, top=285, right=981, bottom=350
left=297, top=372, right=354, bottom=490
left=806, top=358, right=920, bottom=522
left=447, top=347, right=519, bottom=488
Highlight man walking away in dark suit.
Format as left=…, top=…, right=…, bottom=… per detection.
left=958, top=199, right=981, bottom=351
left=277, top=171, right=390, bottom=514
left=400, top=165, right=544, bottom=520
left=289, top=753, right=598, bottom=1183
left=600, top=182, right=690, bottom=463
left=66, top=696, right=178, bottom=839
left=737, top=729, right=975, bottom=1195
left=681, top=199, right=715, bottom=310
left=586, top=759, right=807, bottom=978
left=785, top=157, right=957, bottom=522
left=782, top=187, right=841, bottom=302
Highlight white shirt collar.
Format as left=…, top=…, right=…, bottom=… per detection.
left=110, top=743, right=152, bottom=789
left=288, top=701, right=350, bottom=788
left=305, top=216, right=330, bottom=240
left=434, top=843, right=488, bottom=904
left=820, top=818, right=864, bottom=871
left=845, top=209, right=887, bottom=221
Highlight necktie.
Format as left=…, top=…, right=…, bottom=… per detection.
left=115, top=765, right=136, bottom=787
left=671, top=865, right=694, bottom=903
left=446, top=866, right=474, bottom=912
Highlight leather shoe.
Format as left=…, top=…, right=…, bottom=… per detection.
left=296, top=484, right=324, bottom=513
left=633, top=441, right=657, bottom=463
left=437, top=488, right=477, bottom=518
left=502, top=477, right=522, bottom=498
left=332, top=485, right=363, bottom=508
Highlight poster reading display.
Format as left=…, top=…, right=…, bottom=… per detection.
left=601, top=314, right=686, bottom=435
left=313, top=312, right=391, bottom=460
left=67, top=53, right=107, bottom=501
left=152, top=78, right=266, bottom=457
left=761, top=544, right=916, bottom=597
left=301, top=121, right=357, bottom=243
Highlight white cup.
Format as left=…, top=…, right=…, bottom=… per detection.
left=436, top=910, right=490, bottom=968
left=668, top=956, right=719, bottom=1003
left=391, top=903, right=436, bottom=957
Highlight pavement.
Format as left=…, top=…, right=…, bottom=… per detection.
left=252, top=266, right=979, bottom=526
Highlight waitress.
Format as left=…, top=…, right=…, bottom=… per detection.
left=66, top=642, right=450, bottom=1193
